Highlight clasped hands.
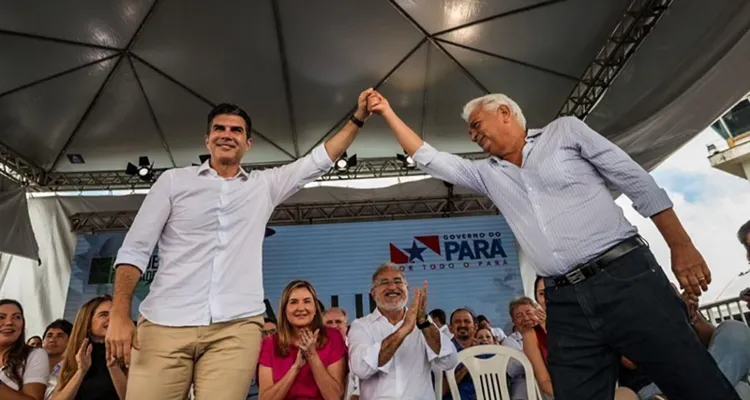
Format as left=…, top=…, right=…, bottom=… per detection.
left=353, top=88, right=392, bottom=122
left=401, top=280, right=430, bottom=334
left=293, top=327, right=320, bottom=370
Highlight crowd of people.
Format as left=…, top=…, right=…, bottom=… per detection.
left=3, top=257, right=750, bottom=400
left=4, top=88, right=750, bottom=400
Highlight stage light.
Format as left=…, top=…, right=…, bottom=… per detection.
left=198, top=154, right=210, bottom=164
left=126, top=156, right=154, bottom=182
left=335, top=152, right=357, bottom=172
left=396, top=153, right=416, bottom=169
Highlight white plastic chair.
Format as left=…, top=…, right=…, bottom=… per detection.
left=445, top=344, right=544, bottom=400
left=433, top=363, right=445, bottom=400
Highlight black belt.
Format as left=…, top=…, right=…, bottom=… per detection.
left=547, top=236, right=647, bottom=287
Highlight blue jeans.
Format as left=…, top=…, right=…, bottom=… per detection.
left=637, top=320, right=750, bottom=400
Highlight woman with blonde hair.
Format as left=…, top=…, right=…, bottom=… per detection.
left=258, top=280, right=347, bottom=400
left=52, top=295, right=127, bottom=400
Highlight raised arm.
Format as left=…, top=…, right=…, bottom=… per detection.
left=107, top=171, right=172, bottom=366
left=262, top=89, right=372, bottom=206
left=416, top=282, right=457, bottom=370
left=368, top=91, right=488, bottom=195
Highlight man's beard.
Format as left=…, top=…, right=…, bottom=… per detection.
left=376, top=295, right=408, bottom=312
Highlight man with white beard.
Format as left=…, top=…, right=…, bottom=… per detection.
left=348, top=263, right=458, bottom=399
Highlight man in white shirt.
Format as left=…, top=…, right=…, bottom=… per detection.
left=105, top=89, right=374, bottom=400
left=348, top=263, right=458, bottom=399
left=429, top=309, right=453, bottom=339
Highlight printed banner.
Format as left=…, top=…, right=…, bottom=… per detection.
left=65, top=215, right=523, bottom=331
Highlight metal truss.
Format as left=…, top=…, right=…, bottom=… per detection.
left=69, top=195, right=498, bottom=233
left=558, top=0, right=672, bottom=119
left=36, top=153, right=485, bottom=192
left=0, top=142, right=44, bottom=185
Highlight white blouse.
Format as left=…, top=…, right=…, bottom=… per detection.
left=0, top=348, right=50, bottom=390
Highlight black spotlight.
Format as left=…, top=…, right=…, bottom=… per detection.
left=198, top=154, right=210, bottom=164
left=334, top=151, right=357, bottom=172
left=396, top=153, right=416, bottom=169
left=126, top=156, right=154, bottom=182
left=265, top=227, right=276, bottom=238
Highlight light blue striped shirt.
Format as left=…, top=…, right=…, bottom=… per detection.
left=412, top=116, right=673, bottom=277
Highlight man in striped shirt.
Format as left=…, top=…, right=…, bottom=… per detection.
left=367, top=91, right=739, bottom=400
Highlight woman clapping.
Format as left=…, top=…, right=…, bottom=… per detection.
left=258, top=280, right=347, bottom=400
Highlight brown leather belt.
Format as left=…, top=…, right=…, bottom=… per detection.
left=547, top=236, right=647, bottom=287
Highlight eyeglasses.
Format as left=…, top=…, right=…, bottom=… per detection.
left=374, top=278, right=406, bottom=288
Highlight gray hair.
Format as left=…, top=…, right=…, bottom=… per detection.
left=371, top=262, right=406, bottom=287
left=324, top=307, right=348, bottom=318
left=461, top=94, right=527, bottom=129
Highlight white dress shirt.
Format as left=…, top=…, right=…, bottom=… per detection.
left=115, top=145, right=333, bottom=326
left=348, top=309, right=458, bottom=400
left=344, top=338, right=360, bottom=400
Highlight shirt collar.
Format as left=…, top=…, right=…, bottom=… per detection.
left=488, top=128, right=543, bottom=164
left=526, top=127, right=544, bottom=140
left=197, top=160, right=249, bottom=180
left=370, top=307, right=407, bottom=324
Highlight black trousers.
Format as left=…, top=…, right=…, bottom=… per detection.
left=544, top=246, right=739, bottom=400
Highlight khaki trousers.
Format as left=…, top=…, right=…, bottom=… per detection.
left=125, top=314, right=263, bottom=400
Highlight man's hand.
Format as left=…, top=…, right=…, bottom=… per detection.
left=353, top=88, right=374, bottom=121
left=105, top=312, right=139, bottom=367
left=402, top=287, right=422, bottom=334
left=367, top=91, right=392, bottom=116
left=416, top=280, right=428, bottom=324
left=671, top=242, right=711, bottom=297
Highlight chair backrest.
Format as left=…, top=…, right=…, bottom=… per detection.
left=445, top=344, right=543, bottom=400
left=432, top=363, right=444, bottom=400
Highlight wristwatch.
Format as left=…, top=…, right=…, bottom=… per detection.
left=350, top=115, right=365, bottom=127
left=417, top=319, right=432, bottom=330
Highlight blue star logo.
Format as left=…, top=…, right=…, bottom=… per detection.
left=404, top=240, right=427, bottom=262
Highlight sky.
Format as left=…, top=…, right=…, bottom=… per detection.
left=615, top=128, right=750, bottom=303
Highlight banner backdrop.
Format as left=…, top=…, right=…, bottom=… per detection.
left=64, top=215, right=523, bottom=330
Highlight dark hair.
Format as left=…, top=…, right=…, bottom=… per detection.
left=739, top=220, right=750, bottom=260
left=0, top=299, right=31, bottom=388
left=428, top=309, right=447, bottom=325
left=449, top=308, right=476, bottom=325
left=263, top=317, right=277, bottom=325
left=44, top=319, right=73, bottom=338
left=207, top=103, right=252, bottom=137
left=476, top=314, right=488, bottom=323
left=534, top=276, right=544, bottom=295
